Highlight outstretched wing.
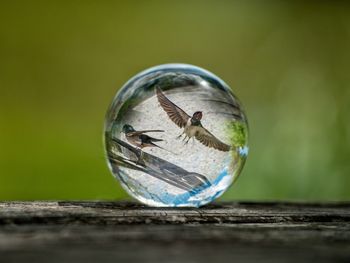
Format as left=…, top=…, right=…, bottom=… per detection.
left=195, top=126, right=231, bottom=152
left=129, top=130, right=164, bottom=136
left=156, top=87, right=190, bottom=128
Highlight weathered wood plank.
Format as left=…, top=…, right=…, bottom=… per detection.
left=0, top=201, right=349, bottom=263
left=1, top=201, right=349, bottom=224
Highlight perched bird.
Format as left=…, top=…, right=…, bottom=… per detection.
left=122, top=124, right=164, bottom=150
left=121, top=124, right=168, bottom=165
left=156, top=87, right=231, bottom=152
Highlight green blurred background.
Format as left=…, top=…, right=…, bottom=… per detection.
left=1, top=1, right=349, bottom=201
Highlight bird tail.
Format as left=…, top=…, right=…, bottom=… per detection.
left=150, top=142, right=178, bottom=155
left=149, top=137, right=163, bottom=142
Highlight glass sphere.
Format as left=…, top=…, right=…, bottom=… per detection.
left=104, top=64, right=248, bottom=207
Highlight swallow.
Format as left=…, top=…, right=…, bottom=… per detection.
left=156, top=87, right=231, bottom=152
left=122, top=124, right=164, bottom=150
left=121, top=124, right=167, bottom=165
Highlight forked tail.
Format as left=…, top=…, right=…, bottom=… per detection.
left=150, top=142, right=178, bottom=155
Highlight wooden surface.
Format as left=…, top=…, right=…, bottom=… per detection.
left=0, top=201, right=349, bottom=262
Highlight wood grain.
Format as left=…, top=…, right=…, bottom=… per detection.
left=0, top=201, right=349, bottom=263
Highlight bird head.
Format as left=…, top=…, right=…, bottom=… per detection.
left=192, top=111, right=203, bottom=121
left=121, top=124, right=135, bottom=134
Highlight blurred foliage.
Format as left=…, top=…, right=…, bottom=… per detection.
left=227, top=121, right=248, bottom=148
left=0, top=0, right=349, bottom=201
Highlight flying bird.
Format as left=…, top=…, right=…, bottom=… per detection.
left=156, top=87, right=231, bottom=152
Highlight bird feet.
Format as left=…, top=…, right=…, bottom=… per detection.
left=176, top=134, right=183, bottom=140
left=136, top=159, right=146, bottom=167
left=135, top=149, right=146, bottom=166
left=177, top=134, right=191, bottom=145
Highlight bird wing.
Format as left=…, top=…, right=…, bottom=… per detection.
left=156, top=87, right=190, bottom=128
left=128, top=130, right=164, bottom=136
left=195, top=126, right=231, bottom=152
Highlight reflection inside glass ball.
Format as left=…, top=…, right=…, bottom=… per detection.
left=104, top=64, right=248, bottom=207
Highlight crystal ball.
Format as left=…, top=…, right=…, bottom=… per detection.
left=104, top=64, right=248, bottom=207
